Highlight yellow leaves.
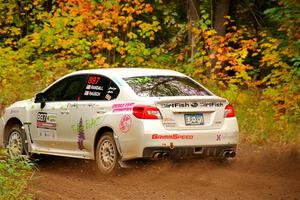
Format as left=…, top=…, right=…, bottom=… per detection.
left=1, top=79, right=8, bottom=87
left=10, top=27, right=21, bottom=36
left=240, top=49, right=248, bottom=59
left=137, top=57, right=144, bottom=63
left=127, top=32, right=137, bottom=39
left=205, top=62, right=212, bottom=67
left=260, top=42, right=273, bottom=48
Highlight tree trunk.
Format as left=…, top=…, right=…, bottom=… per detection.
left=213, top=0, right=230, bottom=36
left=187, top=0, right=200, bottom=60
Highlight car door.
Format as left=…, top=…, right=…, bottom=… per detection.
left=67, top=74, right=120, bottom=153
left=29, top=75, right=87, bottom=150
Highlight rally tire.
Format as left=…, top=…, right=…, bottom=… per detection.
left=95, top=132, right=120, bottom=175
left=7, top=125, right=28, bottom=157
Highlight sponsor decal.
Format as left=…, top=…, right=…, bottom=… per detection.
left=37, top=112, right=56, bottom=130
left=87, top=76, right=101, bottom=85
left=108, top=86, right=117, bottom=93
left=216, top=134, right=222, bottom=141
left=37, top=112, right=57, bottom=139
left=38, top=129, right=56, bottom=139
left=86, top=84, right=103, bottom=91
left=9, top=109, right=19, bottom=114
left=71, top=116, right=101, bottom=133
left=84, top=91, right=101, bottom=97
left=160, top=102, right=224, bottom=108
left=112, top=102, right=134, bottom=112
left=84, top=76, right=104, bottom=97
left=77, top=117, right=86, bottom=150
left=152, top=134, right=193, bottom=140
left=119, top=115, right=132, bottom=133
left=105, top=94, right=112, bottom=100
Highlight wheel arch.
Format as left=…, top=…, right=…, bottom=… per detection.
left=4, top=117, right=23, bottom=145
left=93, top=126, right=115, bottom=158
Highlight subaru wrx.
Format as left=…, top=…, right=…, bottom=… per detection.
left=0, top=68, right=239, bottom=174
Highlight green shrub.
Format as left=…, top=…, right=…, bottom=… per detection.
left=0, top=149, right=35, bottom=200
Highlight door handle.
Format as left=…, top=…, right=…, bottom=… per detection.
left=61, top=110, right=70, bottom=114
left=96, top=109, right=106, bottom=114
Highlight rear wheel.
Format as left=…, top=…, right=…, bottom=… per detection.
left=95, top=132, right=119, bottom=175
left=7, top=125, right=27, bottom=157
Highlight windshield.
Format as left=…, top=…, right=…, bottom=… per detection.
left=123, top=76, right=211, bottom=97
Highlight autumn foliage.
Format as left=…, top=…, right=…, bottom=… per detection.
left=0, top=0, right=299, bottom=143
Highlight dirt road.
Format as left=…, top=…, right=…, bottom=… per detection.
left=29, top=145, right=300, bottom=200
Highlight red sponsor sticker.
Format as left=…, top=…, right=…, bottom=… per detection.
left=87, top=76, right=100, bottom=85
left=152, top=134, right=193, bottom=140
left=119, top=115, right=132, bottom=133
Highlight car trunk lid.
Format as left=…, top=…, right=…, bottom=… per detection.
left=155, top=96, right=227, bottom=130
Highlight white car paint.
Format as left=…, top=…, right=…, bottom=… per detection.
left=0, top=68, right=239, bottom=161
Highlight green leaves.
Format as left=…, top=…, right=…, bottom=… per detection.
left=0, top=150, right=35, bottom=200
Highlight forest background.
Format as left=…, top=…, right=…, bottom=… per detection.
left=0, top=0, right=299, bottom=144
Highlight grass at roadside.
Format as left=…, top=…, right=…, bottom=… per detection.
left=0, top=149, right=35, bottom=200
left=209, top=83, right=300, bottom=145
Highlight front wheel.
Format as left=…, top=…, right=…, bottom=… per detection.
left=7, top=125, right=28, bottom=157
left=95, top=132, right=119, bottom=175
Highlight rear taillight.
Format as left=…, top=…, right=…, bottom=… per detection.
left=133, top=105, right=162, bottom=119
left=225, top=104, right=235, bottom=118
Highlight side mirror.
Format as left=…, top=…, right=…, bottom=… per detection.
left=35, top=92, right=46, bottom=109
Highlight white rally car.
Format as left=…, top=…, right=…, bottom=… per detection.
left=0, top=68, right=239, bottom=174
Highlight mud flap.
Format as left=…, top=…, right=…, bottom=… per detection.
left=113, top=133, right=123, bottom=160
left=22, top=123, right=33, bottom=155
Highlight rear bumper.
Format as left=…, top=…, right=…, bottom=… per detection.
left=143, top=144, right=237, bottom=159
left=120, top=117, right=239, bottom=160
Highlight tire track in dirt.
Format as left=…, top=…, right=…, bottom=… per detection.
left=29, top=145, right=300, bottom=200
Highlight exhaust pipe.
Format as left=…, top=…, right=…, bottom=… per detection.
left=229, top=151, right=236, bottom=158
left=162, top=152, right=169, bottom=160
left=223, top=151, right=230, bottom=158
left=153, top=152, right=162, bottom=159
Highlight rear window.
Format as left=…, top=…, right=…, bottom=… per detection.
left=123, top=76, right=211, bottom=97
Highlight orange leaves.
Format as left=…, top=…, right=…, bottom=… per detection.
left=145, top=4, right=154, bottom=13
left=45, top=0, right=162, bottom=68
left=188, top=23, right=265, bottom=86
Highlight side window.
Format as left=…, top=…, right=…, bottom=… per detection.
left=44, top=75, right=86, bottom=102
left=61, top=76, right=86, bottom=101
left=81, top=75, right=120, bottom=101
left=44, top=79, right=68, bottom=102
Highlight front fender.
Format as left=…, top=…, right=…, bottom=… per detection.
left=1, top=106, right=30, bottom=146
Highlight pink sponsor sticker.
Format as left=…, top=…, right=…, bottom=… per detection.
left=119, top=115, right=132, bottom=133
left=113, top=102, right=134, bottom=112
